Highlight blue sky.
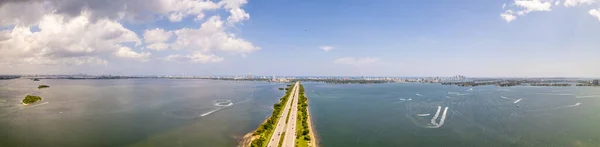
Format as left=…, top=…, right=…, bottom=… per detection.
left=1, top=0, right=599, bottom=77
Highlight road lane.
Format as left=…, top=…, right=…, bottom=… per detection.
left=266, top=82, right=299, bottom=147
left=282, top=82, right=299, bottom=147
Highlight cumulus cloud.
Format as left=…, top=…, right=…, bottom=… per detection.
left=115, top=47, right=151, bottom=61
left=164, top=52, right=224, bottom=63
left=334, top=57, right=381, bottom=66
left=171, top=16, right=259, bottom=55
left=564, top=0, right=596, bottom=7
left=501, top=0, right=598, bottom=23
left=227, top=8, right=250, bottom=25
left=144, top=28, right=173, bottom=51
left=320, top=46, right=334, bottom=51
left=501, top=10, right=517, bottom=23
left=0, top=0, right=256, bottom=67
left=514, top=0, right=552, bottom=13
left=0, top=13, right=148, bottom=65
left=144, top=28, right=173, bottom=44
left=590, top=9, right=600, bottom=21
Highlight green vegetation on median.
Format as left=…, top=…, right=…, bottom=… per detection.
left=22, top=95, right=42, bottom=104
left=250, top=83, right=295, bottom=147
left=296, top=84, right=311, bottom=147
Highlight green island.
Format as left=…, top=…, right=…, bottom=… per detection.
left=22, top=95, right=42, bottom=105
left=245, top=83, right=295, bottom=147
left=38, top=85, right=50, bottom=89
left=295, top=84, right=315, bottom=147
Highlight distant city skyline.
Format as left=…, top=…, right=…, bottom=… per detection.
left=1, top=0, right=600, bottom=77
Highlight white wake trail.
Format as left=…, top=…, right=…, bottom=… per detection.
left=576, top=95, right=600, bottom=98
left=200, top=107, right=225, bottom=117
left=434, top=107, right=449, bottom=128
left=430, top=106, right=442, bottom=126
left=417, top=113, right=430, bottom=117
left=513, top=99, right=522, bottom=104
left=500, top=96, right=514, bottom=100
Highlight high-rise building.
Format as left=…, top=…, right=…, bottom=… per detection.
left=593, top=79, right=599, bottom=85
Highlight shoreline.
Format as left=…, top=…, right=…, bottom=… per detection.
left=238, top=108, right=272, bottom=147
left=306, top=100, right=318, bottom=147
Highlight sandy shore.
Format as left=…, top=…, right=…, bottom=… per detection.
left=306, top=100, right=318, bottom=147
left=238, top=116, right=270, bottom=147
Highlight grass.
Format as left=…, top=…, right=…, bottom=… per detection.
left=296, top=110, right=309, bottom=147
left=295, top=84, right=312, bottom=147
left=278, top=131, right=286, bottom=147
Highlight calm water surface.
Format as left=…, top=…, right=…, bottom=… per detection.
left=305, top=83, right=600, bottom=147
left=0, top=79, right=285, bottom=147
left=2, top=80, right=599, bottom=147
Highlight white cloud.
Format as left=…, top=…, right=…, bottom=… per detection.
left=147, top=43, right=170, bottom=51
left=334, top=57, right=381, bottom=66
left=500, top=0, right=552, bottom=23
left=501, top=10, right=517, bottom=22
left=0, top=13, right=146, bottom=65
left=0, top=0, right=257, bottom=67
left=227, top=8, right=250, bottom=25
left=320, top=46, right=334, bottom=51
left=590, top=9, right=600, bottom=21
left=501, top=0, right=600, bottom=23
left=164, top=52, right=224, bottom=63
left=115, top=47, right=151, bottom=61
left=514, top=0, right=552, bottom=13
left=172, top=16, right=259, bottom=55
left=143, top=28, right=173, bottom=51
left=564, top=0, right=596, bottom=7
left=144, top=28, right=173, bottom=44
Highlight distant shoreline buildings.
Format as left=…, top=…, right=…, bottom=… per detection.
left=1, top=74, right=599, bottom=87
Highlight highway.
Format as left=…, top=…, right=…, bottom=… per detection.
left=266, top=82, right=299, bottom=147
left=282, top=82, right=299, bottom=147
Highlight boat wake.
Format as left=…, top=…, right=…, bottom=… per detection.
left=536, top=93, right=574, bottom=96
left=513, top=99, right=522, bottom=104
left=526, top=102, right=582, bottom=112
left=576, top=95, right=600, bottom=98
left=448, top=92, right=468, bottom=96
left=407, top=106, right=449, bottom=129
left=417, top=113, right=430, bottom=117
left=500, top=96, right=514, bottom=100
left=416, top=94, right=424, bottom=97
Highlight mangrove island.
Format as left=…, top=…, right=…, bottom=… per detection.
left=38, top=85, right=50, bottom=89
left=22, top=95, right=42, bottom=105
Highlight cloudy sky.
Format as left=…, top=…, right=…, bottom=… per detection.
left=1, top=0, right=599, bottom=77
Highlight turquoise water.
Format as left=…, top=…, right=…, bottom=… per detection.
left=0, top=79, right=285, bottom=147
left=305, top=83, right=600, bottom=147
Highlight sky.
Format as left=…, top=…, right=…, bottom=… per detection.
left=0, top=0, right=600, bottom=77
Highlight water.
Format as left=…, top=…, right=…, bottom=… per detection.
left=305, top=83, right=600, bottom=147
left=0, top=79, right=285, bottom=147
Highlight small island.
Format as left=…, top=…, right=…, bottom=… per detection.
left=22, top=95, right=42, bottom=105
left=38, top=85, right=50, bottom=89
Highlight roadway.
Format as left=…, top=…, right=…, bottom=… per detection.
left=282, top=82, right=299, bottom=147
left=267, top=82, right=299, bottom=147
